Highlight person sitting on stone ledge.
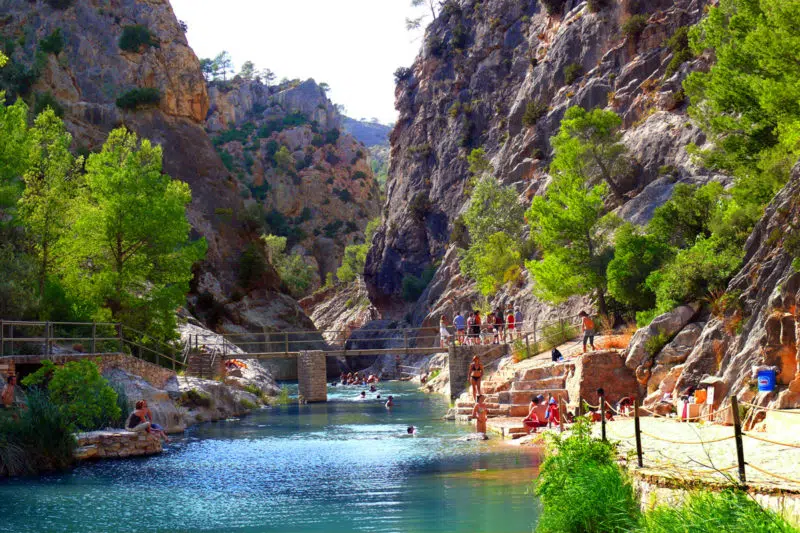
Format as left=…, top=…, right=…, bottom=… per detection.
left=126, top=400, right=152, bottom=434
left=140, top=399, right=170, bottom=443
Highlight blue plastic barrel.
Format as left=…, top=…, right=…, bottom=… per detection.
left=757, top=369, right=776, bottom=392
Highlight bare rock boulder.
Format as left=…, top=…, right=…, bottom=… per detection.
left=625, top=303, right=701, bottom=372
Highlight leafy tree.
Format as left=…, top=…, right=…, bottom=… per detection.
left=59, top=128, right=206, bottom=340
left=606, top=224, right=671, bottom=310
left=549, top=106, right=630, bottom=200
left=19, top=109, right=81, bottom=296
left=239, top=60, right=255, bottom=80
left=257, top=68, right=276, bottom=85
left=199, top=58, right=214, bottom=81
left=685, top=0, right=800, bottom=194
left=23, top=359, right=121, bottom=431
left=319, top=82, right=331, bottom=93
left=333, top=218, right=380, bottom=283
left=273, top=145, right=294, bottom=170
left=0, top=51, right=7, bottom=67
left=261, top=234, right=314, bottom=297
left=466, top=147, right=493, bottom=191
left=459, top=176, right=526, bottom=294
left=0, top=96, right=31, bottom=212
left=647, top=182, right=723, bottom=248
left=212, top=51, right=233, bottom=81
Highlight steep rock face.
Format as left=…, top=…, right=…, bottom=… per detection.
left=366, top=0, right=716, bottom=320
left=671, top=164, right=800, bottom=413
left=207, top=79, right=381, bottom=286
left=0, top=0, right=245, bottom=287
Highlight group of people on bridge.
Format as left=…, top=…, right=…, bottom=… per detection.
left=439, top=306, right=524, bottom=348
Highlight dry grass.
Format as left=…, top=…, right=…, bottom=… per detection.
left=712, top=339, right=726, bottom=371
left=597, top=333, right=633, bottom=350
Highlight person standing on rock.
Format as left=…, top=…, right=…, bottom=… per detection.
left=469, top=355, right=484, bottom=401
left=439, top=315, right=452, bottom=348
left=471, top=394, right=488, bottom=435
left=579, top=311, right=596, bottom=353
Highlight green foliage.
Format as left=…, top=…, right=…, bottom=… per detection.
left=563, top=62, right=583, bottom=85
left=261, top=234, right=315, bottom=297
left=540, top=0, right=567, bottom=16
left=684, top=0, right=800, bottom=192
left=118, top=25, right=159, bottom=53
left=467, top=147, right=493, bottom=181
left=460, top=176, right=526, bottom=293
left=394, top=67, right=412, bottom=83
left=607, top=224, right=672, bottom=311
left=115, top=87, right=161, bottom=110
left=646, top=236, right=743, bottom=313
left=337, top=244, right=368, bottom=283
left=178, top=389, right=212, bottom=409
left=664, top=26, right=692, bottom=79
left=540, top=321, right=579, bottom=351
left=273, top=145, right=294, bottom=171
left=526, top=124, right=614, bottom=310
left=60, top=128, right=206, bottom=340
left=644, top=331, right=670, bottom=357
left=535, top=417, right=640, bottom=533
left=647, top=183, right=723, bottom=248
left=46, top=359, right=121, bottom=430
left=522, top=100, right=547, bottom=127
left=643, top=489, right=797, bottom=533
left=39, top=28, right=64, bottom=55
left=622, top=14, right=648, bottom=40
left=45, top=0, right=74, bottom=8
left=409, top=192, right=431, bottom=220
left=33, top=91, right=64, bottom=117
left=0, top=388, right=75, bottom=476
left=402, top=264, right=437, bottom=302
left=586, top=0, right=610, bottom=12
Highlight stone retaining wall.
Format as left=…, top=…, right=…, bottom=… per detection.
left=74, top=430, right=163, bottom=460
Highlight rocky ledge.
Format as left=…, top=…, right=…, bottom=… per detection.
left=74, top=430, right=162, bottom=461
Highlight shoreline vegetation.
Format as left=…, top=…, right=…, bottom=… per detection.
left=534, top=417, right=798, bottom=533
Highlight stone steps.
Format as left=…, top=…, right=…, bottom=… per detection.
left=516, top=364, right=574, bottom=382
left=498, top=389, right=569, bottom=406
left=512, top=376, right=567, bottom=390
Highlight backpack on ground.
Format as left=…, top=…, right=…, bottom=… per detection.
left=551, top=348, right=562, bottom=362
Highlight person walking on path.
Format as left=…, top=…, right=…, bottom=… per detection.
left=514, top=308, right=523, bottom=339
left=494, top=307, right=505, bottom=343
left=471, top=394, right=489, bottom=434
left=454, top=311, right=466, bottom=345
left=471, top=311, right=482, bottom=346
left=485, top=311, right=496, bottom=345
left=469, top=355, right=484, bottom=401
left=505, top=306, right=515, bottom=341
left=579, top=311, right=596, bottom=353
left=439, top=315, right=452, bottom=348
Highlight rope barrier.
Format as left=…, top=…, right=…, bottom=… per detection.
left=745, top=462, right=800, bottom=485
left=740, top=401, right=800, bottom=415
left=639, top=431, right=736, bottom=445
left=663, top=463, right=740, bottom=476
left=606, top=428, right=636, bottom=440
left=742, top=433, right=800, bottom=449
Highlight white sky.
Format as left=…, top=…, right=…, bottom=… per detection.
left=170, top=0, right=423, bottom=125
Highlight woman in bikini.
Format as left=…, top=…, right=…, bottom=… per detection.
left=469, top=355, right=484, bottom=401
left=471, top=394, right=489, bottom=434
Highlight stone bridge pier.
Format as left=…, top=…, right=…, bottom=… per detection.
left=297, top=351, right=327, bottom=403
left=448, top=344, right=510, bottom=401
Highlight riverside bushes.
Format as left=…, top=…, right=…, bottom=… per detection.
left=534, top=418, right=799, bottom=532
left=0, top=389, right=76, bottom=476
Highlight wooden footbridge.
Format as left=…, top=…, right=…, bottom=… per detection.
left=0, top=317, right=577, bottom=403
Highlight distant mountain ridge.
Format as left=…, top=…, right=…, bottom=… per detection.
left=342, top=117, right=392, bottom=148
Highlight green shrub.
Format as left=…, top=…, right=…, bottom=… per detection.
left=664, top=26, right=692, bottom=79
left=115, top=87, right=161, bottom=110
left=0, top=388, right=75, bottom=476
left=239, top=398, right=257, bottom=410
left=540, top=321, right=579, bottom=351
left=45, top=0, right=74, bottom=8
left=540, top=0, right=567, bottom=16
left=239, top=243, right=268, bottom=289
left=118, top=25, right=159, bottom=52
left=586, top=0, right=610, bottom=12
left=243, top=384, right=261, bottom=396
left=563, top=62, right=583, bottom=85
left=352, top=170, right=368, bottom=181
left=394, top=67, right=412, bottom=83
left=452, top=23, right=468, bottom=50
left=401, top=264, right=437, bottom=302
left=337, top=243, right=368, bottom=283
left=325, top=128, right=340, bottom=145
left=23, top=359, right=121, bottom=431
left=523, top=99, right=547, bottom=127
left=635, top=308, right=659, bottom=328
left=335, top=188, right=352, bottom=203
left=409, top=192, right=431, bottom=221
left=535, top=417, right=640, bottom=533
left=622, top=14, right=648, bottom=41
left=643, top=489, right=796, bottom=533
left=218, top=150, right=235, bottom=172
left=265, top=386, right=292, bottom=406
left=644, top=331, right=670, bottom=357
left=33, top=91, right=64, bottom=117
left=39, top=28, right=64, bottom=55
left=178, top=389, right=212, bottom=409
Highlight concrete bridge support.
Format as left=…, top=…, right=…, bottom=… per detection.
left=297, top=350, right=328, bottom=403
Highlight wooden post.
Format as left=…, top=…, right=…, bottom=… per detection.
left=284, top=332, right=289, bottom=355
left=525, top=332, right=531, bottom=359
left=1, top=319, right=4, bottom=356
left=578, top=396, right=583, bottom=417
left=263, top=326, right=268, bottom=354
left=404, top=330, right=409, bottom=357
left=558, top=397, right=565, bottom=433
left=600, top=392, right=607, bottom=442
left=117, top=324, right=123, bottom=353
left=91, top=322, right=97, bottom=354
left=45, top=321, right=51, bottom=356
left=9, top=324, right=13, bottom=356
left=634, top=397, right=643, bottom=468
left=532, top=318, right=538, bottom=350
left=731, top=395, right=747, bottom=484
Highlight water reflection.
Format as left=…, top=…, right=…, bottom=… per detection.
left=0, top=382, right=540, bottom=533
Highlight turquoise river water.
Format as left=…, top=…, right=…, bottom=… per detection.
left=0, top=382, right=541, bottom=533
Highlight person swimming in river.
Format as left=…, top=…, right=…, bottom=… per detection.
left=369, top=385, right=377, bottom=392
left=469, top=355, right=484, bottom=401
left=385, top=395, right=394, bottom=408
left=407, top=426, right=416, bottom=435
left=359, top=391, right=366, bottom=400
left=471, top=394, right=488, bottom=435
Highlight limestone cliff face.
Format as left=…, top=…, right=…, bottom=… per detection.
left=0, top=0, right=245, bottom=289
left=207, top=79, right=381, bottom=286
left=366, top=0, right=719, bottom=324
